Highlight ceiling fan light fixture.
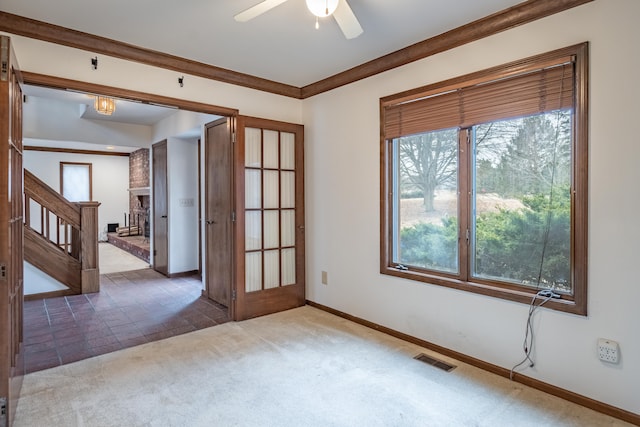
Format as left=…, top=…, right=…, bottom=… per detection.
left=306, top=0, right=338, bottom=18
left=94, top=96, right=116, bottom=116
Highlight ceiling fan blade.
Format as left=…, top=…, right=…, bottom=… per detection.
left=234, top=0, right=289, bottom=22
left=333, top=0, right=363, bottom=39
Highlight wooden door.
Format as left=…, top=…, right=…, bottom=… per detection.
left=0, top=35, right=25, bottom=427
left=204, top=118, right=233, bottom=308
left=152, top=140, right=169, bottom=276
left=234, top=116, right=305, bottom=320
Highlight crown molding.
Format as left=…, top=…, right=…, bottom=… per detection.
left=301, top=0, right=594, bottom=97
left=0, top=0, right=593, bottom=100
left=0, top=12, right=301, bottom=99
left=21, top=71, right=238, bottom=117
left=24, top=146, right=131, bottom=157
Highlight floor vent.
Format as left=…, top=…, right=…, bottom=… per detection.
left=414, top=353, right=456, bottom=372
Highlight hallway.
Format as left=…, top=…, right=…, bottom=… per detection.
left=23, top=268, right=230, bottom=373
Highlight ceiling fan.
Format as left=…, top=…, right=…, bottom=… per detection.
left=234, top=0, right=363, bottom=39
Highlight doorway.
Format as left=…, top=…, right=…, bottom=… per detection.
left=19, top=74, right=305, bottom=336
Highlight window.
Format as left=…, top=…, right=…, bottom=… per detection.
left=380, top=44, right=588, bottom=315
left=60, top=162, right=92, bottom=202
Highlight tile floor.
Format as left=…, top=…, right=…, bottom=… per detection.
left=23, top=268, right=230, bottom=374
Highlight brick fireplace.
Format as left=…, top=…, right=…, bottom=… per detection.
left=106, top=148, right=151, bottom=263
left=129, top=148, right=150, bottom=234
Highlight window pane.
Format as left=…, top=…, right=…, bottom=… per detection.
left=246, top=252, right=262, bottom=293
left=263, top=170, right=279, bottom=209
left=281, top=132, right=295, bottom=170
left=62, top=163, right=91, bottom=202
left=264, top=210, right=279, bottom=249
left=472, top=111, right=572, bottom=292
left=281, top=210, right=295, bottom=247
left=281, top=248, right=296, bottom=286
left=245, top=128, right=262, bottom=167
left=245, top=169, right=261, bottom=209
left=263, top=130, right=279, bottom=169
left=245, top=211, right=262, bottom=251
left=393, top=128, right=458, bottom=273
left=281, top=171, right=295, bottom=209
left=264, top=250, right=280, bottom=289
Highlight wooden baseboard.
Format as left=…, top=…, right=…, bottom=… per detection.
left=306, top=300, right=640, bottom=425
left=24, top=288, right=76, bottom=301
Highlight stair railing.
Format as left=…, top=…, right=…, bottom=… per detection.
left=24, top=169, right=100, bottom=294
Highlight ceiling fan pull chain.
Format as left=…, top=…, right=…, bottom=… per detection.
left=325, top=0, right=329, bottom=15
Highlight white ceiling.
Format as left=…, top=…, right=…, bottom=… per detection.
left=1, top=0, right=525, bottom=87
left=23, top=85, right=178, bottom=126
left=22, top=85, right=211, bottom=150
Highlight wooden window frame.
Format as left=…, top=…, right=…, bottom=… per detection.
left=60, top=161, right=93, bottom=202
left=380, top=43, right=588, bottom=315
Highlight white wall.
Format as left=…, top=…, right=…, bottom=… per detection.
left=302, top=0, right=639, bottom=415
left=24, top=150, right=130, bottom=241
left=24, top=262, right=68, bottom=295
left=152, top=109, right=219, bottom=142
left=165, top=137, right=199, bottom=275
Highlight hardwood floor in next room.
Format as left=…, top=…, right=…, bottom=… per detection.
left=23, top=267, right=230, bottom=374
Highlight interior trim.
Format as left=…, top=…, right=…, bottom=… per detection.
left=1, top=0, right=593, bottom=99
left=25, top=146, right=130, bottom=157
left=21, top=71, right=238, bottom=117
left=301, top=0, right=593, bottom=97
left=24, top=289, right=75, bottom=302
left=306, top=300, right=640, bottom=425
left=0, top=12, right=300, bottom=99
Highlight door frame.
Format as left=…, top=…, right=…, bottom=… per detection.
left=19, top=74, right=307, bottom=324
left=0, top=35, right=25, bottom=427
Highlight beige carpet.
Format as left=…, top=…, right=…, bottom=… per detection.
left=14, top=306, right=632, bottom=427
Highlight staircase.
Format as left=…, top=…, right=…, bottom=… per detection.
left=23, top=169, right=101, bottom=299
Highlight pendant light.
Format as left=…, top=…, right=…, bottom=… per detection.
left=94, top=96, right=116, bottom=116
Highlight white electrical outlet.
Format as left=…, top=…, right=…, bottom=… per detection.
left=597, top=338, right=619, bottom=363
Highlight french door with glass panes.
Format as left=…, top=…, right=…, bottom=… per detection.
left=233, top=116, right=305, bottom=320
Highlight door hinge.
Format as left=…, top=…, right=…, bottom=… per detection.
left=466, top=228, right=470, bottom=243
left=0, top=396, right=7, bottom=427
left=232, top=132, right=236, bottom=143
left=153, top=250, right=157, bottom=256
left=231, top=211, right=236, bottom=222
left=232, top=289, right=237, bottom=301
left=1, top=37, right=8, bottom=82
left=0, top=264, right=6, bottom=280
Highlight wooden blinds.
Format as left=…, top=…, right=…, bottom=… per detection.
left=383, top=59, right=575, bottom=140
